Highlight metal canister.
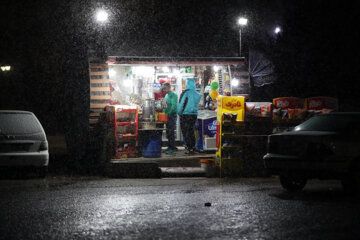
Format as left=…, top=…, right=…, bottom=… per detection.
left=142, top=99, right=155, bottom=122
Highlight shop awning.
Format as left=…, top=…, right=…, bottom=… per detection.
left=249, top=49, right=275, bottom=87
left=107, top=56, right=245, bottom=66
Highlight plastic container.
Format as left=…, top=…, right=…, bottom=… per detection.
left=200, top=159, right=217, bottom=177
left=142, top=130, right=162, bottom=158
left=158, top=113, right=168, bottom=122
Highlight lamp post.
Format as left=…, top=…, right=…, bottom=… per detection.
left=238, top=17, right=248, bottom=57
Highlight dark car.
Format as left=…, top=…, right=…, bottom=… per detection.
left=0, top=110, right=49, bottom=177
left=263, top=112, right=360, bottom=192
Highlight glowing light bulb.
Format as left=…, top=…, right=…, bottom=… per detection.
left=238, top=17, right=248, bottom=26
left=96, top=10, right=108, bottom=22
left=274, top=27, right=281, bottom=34
left=231, top=79, right=239, bottom=87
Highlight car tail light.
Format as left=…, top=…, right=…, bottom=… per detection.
left=39, top=141, right=48, bottom=151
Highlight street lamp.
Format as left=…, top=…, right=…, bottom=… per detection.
left=274, top=26, right=281, bottom=34
left=237, top=17, right=248, bottom=57
left=96, top=9, right=109, bottom=23
left=1, top=66, right=11, bottom=71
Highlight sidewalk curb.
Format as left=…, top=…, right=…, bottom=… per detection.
left=105, top=162, right=217, bottom=178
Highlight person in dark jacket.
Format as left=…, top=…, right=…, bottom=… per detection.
left=177, top=79, right=201, bottom=154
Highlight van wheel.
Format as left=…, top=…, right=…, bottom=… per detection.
left=280, top=175, right=307, bottom=192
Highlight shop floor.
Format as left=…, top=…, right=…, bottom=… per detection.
left=110, top=147, right=215, bottom=168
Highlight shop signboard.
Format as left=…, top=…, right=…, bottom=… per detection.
left=305, top=96, right=338, bottom=111
left=217, top=96, right=245, bottom=122
left=273, top=97, right=305, bottom=109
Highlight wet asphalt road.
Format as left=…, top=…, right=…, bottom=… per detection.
left=0, top=176, right=359, bottom=240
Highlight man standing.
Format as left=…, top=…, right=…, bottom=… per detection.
left=177, top=79, right=201, bottom=154
left=162, top=83, right=178, bottom=154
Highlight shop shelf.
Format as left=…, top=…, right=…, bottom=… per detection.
left=221, top=133, right=244, bottom=138
left=116, top=125, right=136, bottom=134
left=116, top=137, right=137, bottom=141
left=221, top=157, right=243, bottom=161
left=116, top=134, right=137, bottom=139
left=116, top=146, right=137, bottom=152
left=222, top=120, right=245, bottom=126
left=115, top=151, right=138, bottom=159
left=116, top=122, right=137, bottom=126
left=221, top=145, right=243, bottom=150
left=106, top=105, right=139, bottom=159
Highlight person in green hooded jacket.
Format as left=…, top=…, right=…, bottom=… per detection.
left=177, top=79, right=201, bottom=154
left=162, top=83, right=178, bottom=154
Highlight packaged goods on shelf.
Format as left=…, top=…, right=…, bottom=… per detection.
left=272, top=96, right=339, bottom=133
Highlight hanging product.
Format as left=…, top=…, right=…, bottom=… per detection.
left=211, top=81, right=219, bottom=90
left=210, top=90, right=219, bottom=100
left=153, top=83, right=162, bottom=93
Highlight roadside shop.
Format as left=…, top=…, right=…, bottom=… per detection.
left=89, top=56, right=338, bottom=177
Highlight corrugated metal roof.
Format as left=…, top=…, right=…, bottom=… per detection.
left=107, top=56, right=245, bottom=66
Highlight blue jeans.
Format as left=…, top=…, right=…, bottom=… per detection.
left=166, top=115, right=177, bottom=150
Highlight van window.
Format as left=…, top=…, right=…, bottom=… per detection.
left=0, top=112, right=43, bottom=135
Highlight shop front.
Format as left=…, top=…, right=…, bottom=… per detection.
left=88, top=57, right=339, bottom=177
left=92, top=56, right=249, bottom=161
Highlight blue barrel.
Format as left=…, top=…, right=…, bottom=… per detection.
left=142, top=130, right=162, bottom=158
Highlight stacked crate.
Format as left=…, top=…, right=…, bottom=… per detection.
left=107, top=105, right=139, bottom=159
left=89, top=63, right=110, bottom=128
left=215, top=96, right=246, bottom=177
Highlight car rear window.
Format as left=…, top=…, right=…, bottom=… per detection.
left=0, top=112, right=43, bottom=135
left=294, top=114, right=360, bottom=132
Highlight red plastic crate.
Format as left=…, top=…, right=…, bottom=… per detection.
left=115, top=150, right=138, bottom=159
left=106, top=105, right=139, bottom=159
